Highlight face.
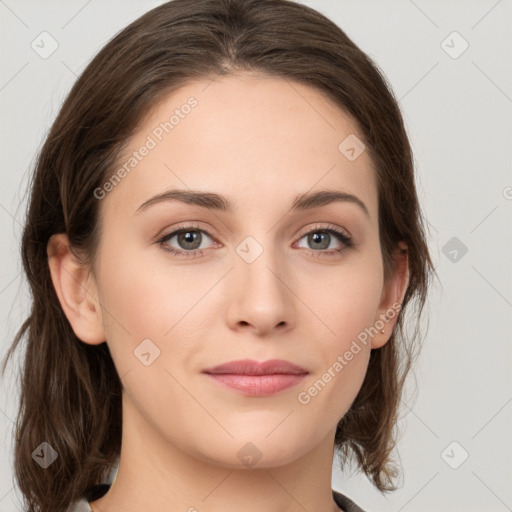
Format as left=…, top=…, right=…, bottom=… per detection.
left=76, top=72, right=399, bottom=468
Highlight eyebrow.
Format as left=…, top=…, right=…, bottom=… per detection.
left=135, top=188, right=370, bottom=218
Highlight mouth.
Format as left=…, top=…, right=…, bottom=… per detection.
left=203, top=373, right=308, bottom=396
left=202, top=359, right=309, bottom=396
left=203, top=358, right=308, bottom=375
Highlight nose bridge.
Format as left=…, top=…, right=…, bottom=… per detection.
left=228, top=230, right=295, bottom=331
left=234, top=231, right=286, bottom=293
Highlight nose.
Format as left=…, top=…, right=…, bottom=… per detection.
left=225, top=240, right=296, bottom=337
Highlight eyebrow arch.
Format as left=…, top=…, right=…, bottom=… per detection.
left=135, top=188, right=370, bottom=218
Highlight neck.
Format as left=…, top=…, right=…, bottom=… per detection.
left=92, top=392, right=342, bottom=512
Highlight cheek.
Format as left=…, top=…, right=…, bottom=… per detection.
left=98, top=263, right=165, bottom=337
left=294, top=291, right=374, bottom=423
left=92, top=242, right=171, bottom=376
left=96, top=238, right=193, bottom=335
left=94, top=244, right=221, bottom=374
left=293, top=253, right=383, bottom=413
left=300, top=252, right=384, bottom=350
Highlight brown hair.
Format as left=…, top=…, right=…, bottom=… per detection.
left=1, top=0, right=434, bottom=510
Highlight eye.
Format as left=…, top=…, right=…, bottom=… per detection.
left=294, top=225, right=353, bottom=257
left=155, top=223, right=353, bottom=259
left=156, top=224, right=217, bottom=257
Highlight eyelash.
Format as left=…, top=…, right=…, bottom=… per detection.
left=155, top=223, right=354, bottom=259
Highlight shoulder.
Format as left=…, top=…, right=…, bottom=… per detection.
left=332, top=489, right=366, bottom=512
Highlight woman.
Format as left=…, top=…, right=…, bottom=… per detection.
left=1, top=1, right=434, bottom=511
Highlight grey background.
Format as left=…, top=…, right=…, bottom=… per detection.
left=1, top=1, right=511, bottom=511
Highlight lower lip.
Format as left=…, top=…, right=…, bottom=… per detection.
left=204, top=373, right=307, bottom=396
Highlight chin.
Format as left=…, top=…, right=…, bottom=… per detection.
left=189, top=432, right=311, bottom=470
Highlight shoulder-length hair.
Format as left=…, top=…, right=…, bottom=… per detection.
left=2, top=1, right=434, bottom=511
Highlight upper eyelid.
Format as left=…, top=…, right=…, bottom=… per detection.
left=296, top=223, right=351, bottom=238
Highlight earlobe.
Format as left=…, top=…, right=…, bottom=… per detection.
left=371, top=243, right=409, bottom=349
left=47, top=233, right=106, bottom=345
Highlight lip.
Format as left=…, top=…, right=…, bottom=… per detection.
left=203, top=358, right=308, bottom=375
left=202, top=359, right=309, bottom=396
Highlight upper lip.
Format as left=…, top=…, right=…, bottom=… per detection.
left=203, top=359, right=308, bottom=375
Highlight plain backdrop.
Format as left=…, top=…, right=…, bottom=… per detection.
left=1, top=1, right=511, bottom=511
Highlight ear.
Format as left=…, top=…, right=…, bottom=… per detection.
left=371, top=242, right=409, bottom=349
left=47, top=233, right=106, bottom=345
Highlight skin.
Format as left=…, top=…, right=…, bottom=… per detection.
left=48, top=72, right=409, bottom=512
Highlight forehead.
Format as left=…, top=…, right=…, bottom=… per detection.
left=101, top=72, right=378, bottom=221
